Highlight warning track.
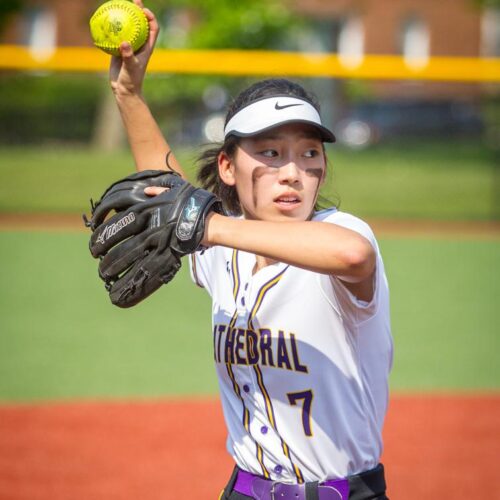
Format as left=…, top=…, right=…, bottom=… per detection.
left=0, top=213, right=499, bottom=239
left=0, top=394, right=497, bottom=499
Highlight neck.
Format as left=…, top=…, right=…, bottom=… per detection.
left=253, top=255, right=276, bottom=275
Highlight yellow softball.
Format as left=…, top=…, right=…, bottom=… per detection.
left=89, top=0, right=149, bottom=56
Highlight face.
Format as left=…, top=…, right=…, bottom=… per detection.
left=218, top=123, right=327, bottom=222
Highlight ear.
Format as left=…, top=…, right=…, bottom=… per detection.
left=218, top=150, right=236, bottom=186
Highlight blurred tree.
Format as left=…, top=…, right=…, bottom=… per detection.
left=142, top=0, right=302, bottom=104
left=147, top=0, right=297, bottom=49
left=473, top=0, right=500, bottom=6
left=0, top=0, right=22, bottom=33
left=94, top=0, right=304, bottom=149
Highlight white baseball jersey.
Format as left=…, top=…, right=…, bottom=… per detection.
left=189, top=208, right=393, bottom=483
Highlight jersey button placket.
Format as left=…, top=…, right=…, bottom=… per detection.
left=237, top=282, right=250, bottom=314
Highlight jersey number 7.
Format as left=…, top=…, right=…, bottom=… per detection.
left=287, top=389, right=314, bottom=437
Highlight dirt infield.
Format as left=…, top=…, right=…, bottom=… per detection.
left=1, top=212, right=499, bottom=238
left=0, top=394, right=498, bottom=500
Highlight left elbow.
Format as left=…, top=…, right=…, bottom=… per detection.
left=343, top=240, right=376, bottom=278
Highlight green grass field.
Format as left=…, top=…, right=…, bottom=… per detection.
left=0, top=231, right=498, bottom=402
left=0, top=140, right=498, bottom=220
left=0, top=141, right=498, bottom=402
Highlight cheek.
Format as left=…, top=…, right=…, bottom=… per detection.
left=251, top=166, right=275, bottom=208
left=306, top=167, right=325, bottom=182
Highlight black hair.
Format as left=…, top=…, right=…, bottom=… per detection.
left=197, top=78, right=330, bottom=215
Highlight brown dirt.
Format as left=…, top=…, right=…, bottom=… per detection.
left=0, top=394, right=498, bottom=500
left=0, top=213, right=499, bottom=238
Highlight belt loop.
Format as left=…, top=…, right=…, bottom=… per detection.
left=305, top=481, right=320, bottom=500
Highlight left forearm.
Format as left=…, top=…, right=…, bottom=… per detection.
left=115, top=93, right=185, bottom=177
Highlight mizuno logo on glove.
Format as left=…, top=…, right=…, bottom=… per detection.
left=96, top=212, right=136, bottom=245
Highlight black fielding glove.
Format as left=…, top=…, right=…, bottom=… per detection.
left=85, top=169, right=223, bottom=308
left=83, top=169, right=185, bottom=230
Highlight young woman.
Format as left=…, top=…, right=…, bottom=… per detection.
left=109, top=3, right=393, bottom=499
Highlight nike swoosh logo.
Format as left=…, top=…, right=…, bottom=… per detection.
left=275, top=102, right=304, bottom=110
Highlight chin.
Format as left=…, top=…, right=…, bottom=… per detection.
left=269, top=210, right=310, bottom=222
left=244, top=205, right=313, bottom=222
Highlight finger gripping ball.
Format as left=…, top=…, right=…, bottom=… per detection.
left=90, top=0, right=149, bottom=56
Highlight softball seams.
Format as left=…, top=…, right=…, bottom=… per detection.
left=90, top=1, right=148, bottom=54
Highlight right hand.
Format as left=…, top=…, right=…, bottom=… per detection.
left=109, top=0, right=160, bottom=98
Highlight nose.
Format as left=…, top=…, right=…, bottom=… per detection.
left=277, top=161, right=300, bottom=185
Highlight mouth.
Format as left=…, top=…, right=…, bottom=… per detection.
left=273, top=193, right=302, bottom=210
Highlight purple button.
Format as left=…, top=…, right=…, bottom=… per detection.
left=241, top=297, right=246, bottom=306
left=243, top=384, right=250, bottom=393
left=261, top=426, right=268, bottom=434
left=274, top=465, right=283, bottom=475
left=244, top=283, right=249, bottom=290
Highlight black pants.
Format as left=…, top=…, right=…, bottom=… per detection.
left=222, top=464, right=389, bottom=500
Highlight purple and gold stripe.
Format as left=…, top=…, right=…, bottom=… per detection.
left=247, top=269, right=288, bottom=326
left=247, top=266, right=305, bottom=483
left=225, top=281, right=269, bottom=479
left=231, top=250, right=240, bottom=301
left=225, top=362, right=268, bottom=477
left=226, top=363, right=251, bottom=431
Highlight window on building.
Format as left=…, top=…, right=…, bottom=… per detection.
left=338, top=16, right=365, bottom=68
left=291, top=19, right=340, bottom=53
left=157, top=8, right=192, bottom=49
left=20, top=6, right=57, bottom=60
left=400, top=15, right=430, bottom=69
left=481, top=7, right=500, bottom=57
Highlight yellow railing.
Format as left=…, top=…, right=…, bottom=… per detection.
left=1, top=45, right=499, bottom=82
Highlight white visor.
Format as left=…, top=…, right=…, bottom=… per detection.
left=224, top=96, right=336, bottom=143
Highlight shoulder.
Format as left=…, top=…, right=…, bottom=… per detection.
left=312, top=208, right=377, bottom=248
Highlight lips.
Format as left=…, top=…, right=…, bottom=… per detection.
left=274, top=192, right=301, bottom=207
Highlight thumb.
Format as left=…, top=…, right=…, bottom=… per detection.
left=119, top=41, right=134, bottom=59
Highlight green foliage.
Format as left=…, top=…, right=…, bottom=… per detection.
left=0, top=74, right=103, bottom=144
left=0, top=0, right=22, bottom=33
left=149, top=0, right=298, bottom=49
left=472, top=0, right=500, bottom=7
left=481, top=96, right=500, bottom=153
left=140, top=0, right=303, bottom=115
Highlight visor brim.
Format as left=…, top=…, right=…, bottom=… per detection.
left=225, top=119, right=336, bottom=143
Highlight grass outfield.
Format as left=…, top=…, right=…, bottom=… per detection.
left=0, top=140, right=498, bottom=220
left=0, top=231, right=498, bottom=402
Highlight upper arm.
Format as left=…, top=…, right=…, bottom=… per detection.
left=321, top=211, right=378, bottom=303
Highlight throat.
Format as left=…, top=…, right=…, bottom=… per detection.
left=252, top=255, right=277, bottom=275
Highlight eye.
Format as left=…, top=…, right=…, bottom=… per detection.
left=260, top=149, right=279, bottom=158
left=304, top=149, right=320, bottom=158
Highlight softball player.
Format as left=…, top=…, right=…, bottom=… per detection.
left=109, top=3, right=393, bottom=498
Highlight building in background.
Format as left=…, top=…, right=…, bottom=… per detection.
left=1, top=0, right=92, bottom=51
left=292, top=0, right=498, bottom=100
left=0, top=0, right=497, bottom=147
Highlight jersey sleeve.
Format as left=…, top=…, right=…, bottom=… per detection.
left=188, top=248, right=215, bottom=296
left=319, top=210, right=387, bottom=324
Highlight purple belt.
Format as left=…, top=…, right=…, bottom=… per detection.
left=233, top=469, right=350, bottom=500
